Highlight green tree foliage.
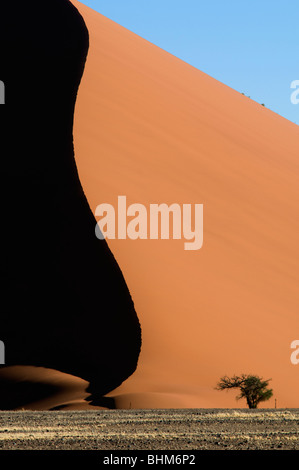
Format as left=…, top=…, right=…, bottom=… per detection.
left=216, top=374, right=273, bottom=409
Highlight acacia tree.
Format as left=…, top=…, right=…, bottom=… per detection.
left=216, top=374, right=273, bottom=409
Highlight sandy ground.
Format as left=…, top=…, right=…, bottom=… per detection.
left=0, top=409, right=299, bottom=450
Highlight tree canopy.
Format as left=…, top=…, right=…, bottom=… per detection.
left=216, top=374, right=273, bottom=409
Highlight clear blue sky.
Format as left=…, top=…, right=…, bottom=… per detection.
left=79, top=0, right=299, bottom=124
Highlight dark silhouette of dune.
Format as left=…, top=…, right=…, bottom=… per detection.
left=0, top=368, right=61, bottom=411
left=0, top=0, right=141, bottom=408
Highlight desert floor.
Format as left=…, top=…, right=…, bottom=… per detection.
left=0, top=409, right=298, bottom=450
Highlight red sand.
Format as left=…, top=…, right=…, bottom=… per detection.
left=72, top=0, right=299, bottom=408
left=3, top=0, right=299, bottom=410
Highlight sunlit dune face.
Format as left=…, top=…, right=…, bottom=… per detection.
left=72, top=0, right=299, bottom=408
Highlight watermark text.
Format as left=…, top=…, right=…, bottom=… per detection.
left=290, top=80, right=299, bottom=104
left=0, top=80, right=5, bottom=104
left=95, top=196, right=203, bottom=251
left=0, top=341, right=5, bottom=364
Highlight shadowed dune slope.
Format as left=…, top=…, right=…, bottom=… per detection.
left=0, top=0, right=141, bottom=409
left=71, top=1, right=299, bottom=408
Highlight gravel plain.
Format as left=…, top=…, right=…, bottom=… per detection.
left=0, top=409, right=298, bottom=450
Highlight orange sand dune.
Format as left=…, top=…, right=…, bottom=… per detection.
left=72, top=0, right=299, bottom=408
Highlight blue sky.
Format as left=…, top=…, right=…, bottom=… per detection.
left=79, top=0, right=299, bottom=124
